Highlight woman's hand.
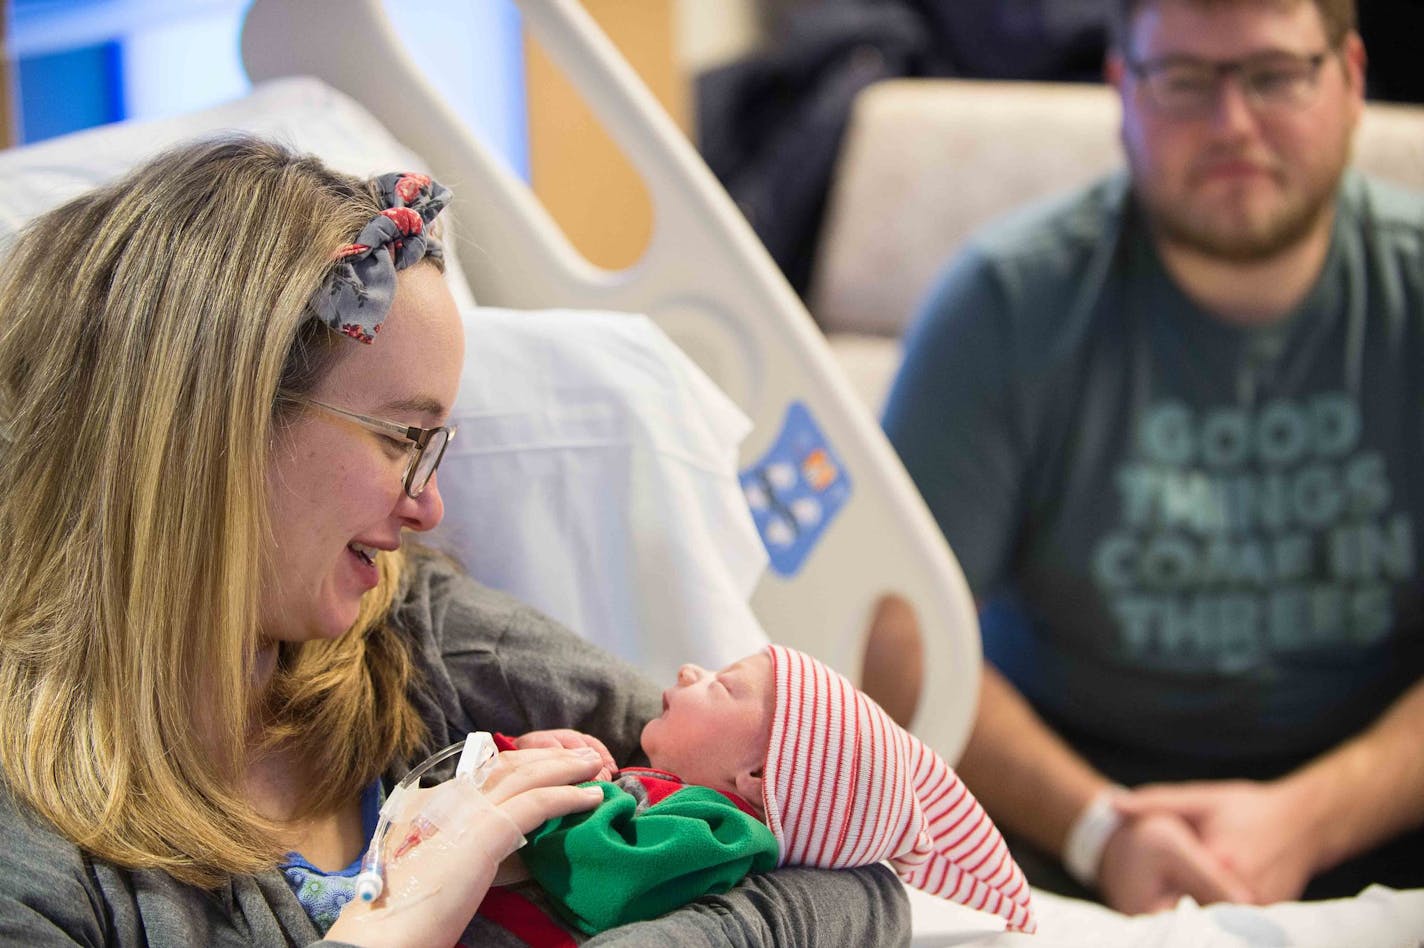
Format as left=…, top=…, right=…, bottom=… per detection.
left=512, top=728, right=616, bottom=781
left=326, top=747, right=605, bottom=948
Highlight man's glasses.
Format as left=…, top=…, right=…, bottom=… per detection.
left=1126, top=50, right=1331, bottom=118
left=290, top=395, right=455, bottom=499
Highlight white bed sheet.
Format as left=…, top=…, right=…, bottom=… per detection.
left=908, top=883, right=1424, bottom=948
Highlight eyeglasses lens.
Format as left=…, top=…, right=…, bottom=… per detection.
left=406, top=428, right=450, bottom=497
left=1140, top=53, right=1324, bottom=116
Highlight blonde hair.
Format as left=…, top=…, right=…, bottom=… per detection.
left=0, top=136, right=428, bottom=887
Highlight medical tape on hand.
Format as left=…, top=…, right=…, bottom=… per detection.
left=372, top=784, right=525, bottom=911
left=430, top=733, right=525, bottom=859
left=464, top=789, right=527, bottom=860
left=355, top=733, right=517, bottom=906
left=1063, top=785, right=1126, bottom=888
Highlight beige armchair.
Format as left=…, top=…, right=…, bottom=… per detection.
left=810, top=78, right=1424, bottom=411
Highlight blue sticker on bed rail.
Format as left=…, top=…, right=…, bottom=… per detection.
left=740, top=401, right=851, bottom=577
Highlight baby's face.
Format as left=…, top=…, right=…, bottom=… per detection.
left=640, top=652, right=774, bottom=797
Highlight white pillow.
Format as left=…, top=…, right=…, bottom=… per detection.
left=433, top=306, right=771, bottom=684
left=0, top=76, right=477, bottom=310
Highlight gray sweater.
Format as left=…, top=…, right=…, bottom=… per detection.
left=0, top=554, right=910, bottom=946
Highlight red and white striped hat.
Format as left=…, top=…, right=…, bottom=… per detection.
left=761, top=644, right=1036, bottom=933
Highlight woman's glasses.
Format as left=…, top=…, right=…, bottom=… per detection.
left=1126, top=50, right=1332, bottom=119
left=291, top=395, right=456, bottom=498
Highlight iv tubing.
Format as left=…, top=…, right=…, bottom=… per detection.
left=353, top=732, right=496, bottom=903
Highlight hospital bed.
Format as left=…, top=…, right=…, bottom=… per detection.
left=1, top=0, right=1420, bottom=943
left=239, top=0, right=981, bottom=765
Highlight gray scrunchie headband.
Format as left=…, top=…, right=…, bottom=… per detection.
left=311, top=171, right=452, bottom=344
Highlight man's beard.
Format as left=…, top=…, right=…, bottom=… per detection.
left=1140, top=177, right=1337, bottom=263
left=1125, top=129, right=1353, bottom=264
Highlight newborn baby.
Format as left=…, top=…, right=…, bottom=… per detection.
left=518, top=644, right=1037, bottom=935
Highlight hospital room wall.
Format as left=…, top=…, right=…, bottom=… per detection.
left=0, top=13, right=11, bottom=147
left=2, top=0, right=757, bottom=268
left=4, top=1, right=528, bottom=168
left=525, top=0, right=758, bottom=271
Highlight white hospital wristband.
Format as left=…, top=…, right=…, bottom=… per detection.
left=1063, top=786, right=1125, bottom=888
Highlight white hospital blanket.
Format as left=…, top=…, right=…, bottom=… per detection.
left=908, top=884, right=1424, bottom=947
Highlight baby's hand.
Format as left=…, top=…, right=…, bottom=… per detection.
left=512, top=729, right=616, bottom=781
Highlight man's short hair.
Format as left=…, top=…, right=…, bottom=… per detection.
left=1113, top=0, right=1357, bottom=51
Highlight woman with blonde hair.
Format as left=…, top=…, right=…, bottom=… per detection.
left=0, top=135, right=906, bottom=946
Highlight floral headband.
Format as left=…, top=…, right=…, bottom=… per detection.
left=310, top=171, right=452, bottom=344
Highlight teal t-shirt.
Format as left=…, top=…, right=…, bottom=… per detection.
left=884, top=172, right=1424, bottom=779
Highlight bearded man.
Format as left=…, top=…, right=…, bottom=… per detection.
left=884, top=0, right=1424, bottom=914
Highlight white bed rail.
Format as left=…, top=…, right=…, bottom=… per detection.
left=241, top=0, right=982, bottom=762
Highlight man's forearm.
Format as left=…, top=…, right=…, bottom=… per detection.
left=1287, top=676, right=1424, bottom=873
left=956, top=663, right=1111, bottom=858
